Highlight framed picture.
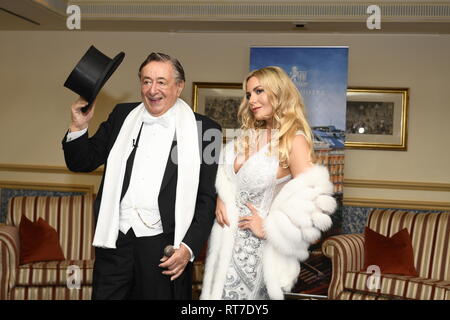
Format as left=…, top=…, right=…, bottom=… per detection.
left=345, top=87, right=409, bottom=150
left=192, top=82, right=243, bottom=130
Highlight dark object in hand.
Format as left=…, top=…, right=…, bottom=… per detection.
left=164, top=245, right=175, bottom=257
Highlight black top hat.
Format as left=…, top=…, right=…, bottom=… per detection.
left=64, top=45, right=125, bottom=112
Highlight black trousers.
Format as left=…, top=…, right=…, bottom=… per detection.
left=92, top=229, right=192, bottom=300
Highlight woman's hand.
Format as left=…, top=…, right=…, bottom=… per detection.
left=238, top=203, right=266, bottom=239
left=215, top=196, right=230, bottom=227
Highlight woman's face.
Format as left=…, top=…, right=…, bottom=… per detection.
left=246, top=76, right=273, bottom=123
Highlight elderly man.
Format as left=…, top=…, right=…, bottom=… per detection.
left=62, top=52, right=221, bottom=299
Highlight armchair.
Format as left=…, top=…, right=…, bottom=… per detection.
left=322, top=209, right=450, bottom=300
left=0, top=195, right=94, bottom=299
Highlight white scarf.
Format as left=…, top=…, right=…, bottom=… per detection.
left=92, top=98, right=201, bottom=249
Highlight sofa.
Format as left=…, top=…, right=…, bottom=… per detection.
left=0, top=195, right=94, bottom=299
left=322, top=209, right=450, bottom=300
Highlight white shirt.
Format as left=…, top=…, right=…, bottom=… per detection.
left=66, top=106, right=194, bottom=259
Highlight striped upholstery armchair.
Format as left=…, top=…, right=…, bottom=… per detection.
left=0, top=195, right=95, bottom=300
left=322, top=209, right=450, bottom=300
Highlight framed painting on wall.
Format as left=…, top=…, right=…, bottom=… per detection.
left=192, top=82, right=243, bottom=130
left=345, top=87, right=409, bottom=150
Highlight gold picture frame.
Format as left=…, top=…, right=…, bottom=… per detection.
left=192, top=82, right=243, bottom=130
left=345, top=87, right=409, bottom=150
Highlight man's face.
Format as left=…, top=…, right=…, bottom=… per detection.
left=140, top=61, right=184, bottom=117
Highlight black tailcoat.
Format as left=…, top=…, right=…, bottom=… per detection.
left=62, top=102, right=221, bottom=258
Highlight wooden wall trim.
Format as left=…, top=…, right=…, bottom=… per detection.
left=0, top=180, right=94, bottom=194
left=0, top=164, right=448, bottom=194
left=0, top=163, right=103, bottom=176
left=344, top=179, right=450, bottom=192
left=344, top=197, right=450, bottom=211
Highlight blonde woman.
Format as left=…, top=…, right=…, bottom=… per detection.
left=200, top=66, right=337, bottom=300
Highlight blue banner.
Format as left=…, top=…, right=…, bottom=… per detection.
left=250, top=46, right=348, bottom=195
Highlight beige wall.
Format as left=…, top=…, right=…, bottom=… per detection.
left=0, top=31, right=449, bottom=205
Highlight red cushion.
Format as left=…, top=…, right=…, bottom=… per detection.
left=19, top=215, right=65, bottom=265
left=363, top=227, right=418, bottom=276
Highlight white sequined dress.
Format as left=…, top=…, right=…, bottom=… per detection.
left=221, top=143, right=291, bottom=300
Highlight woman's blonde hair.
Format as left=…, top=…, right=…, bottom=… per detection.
left=237, top=66, right=315, bottom=168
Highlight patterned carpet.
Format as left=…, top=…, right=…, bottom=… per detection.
left=288, top=250, right=332, bottom=297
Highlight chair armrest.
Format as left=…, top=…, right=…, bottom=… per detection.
left=0, top=226, right=20, bottom=300
left=321, top=233, right=364, bottom=300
